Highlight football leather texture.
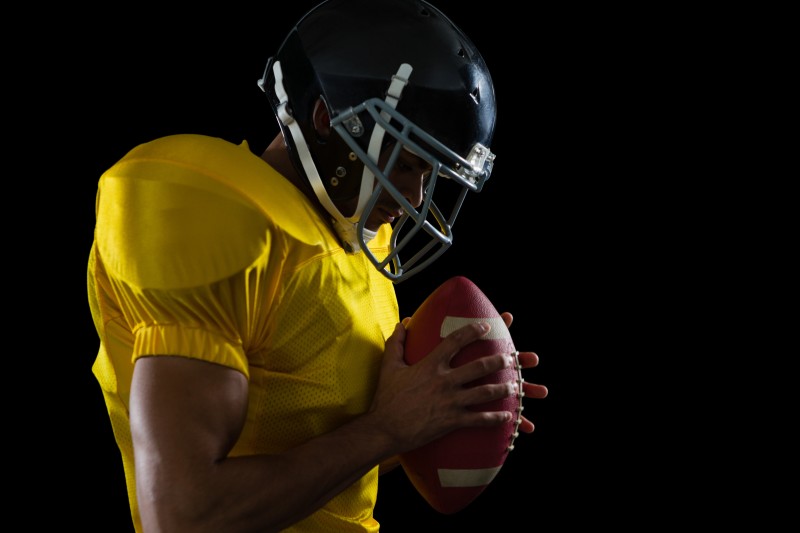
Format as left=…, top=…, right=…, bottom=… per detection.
left=399, top=276, right=523, bottom=514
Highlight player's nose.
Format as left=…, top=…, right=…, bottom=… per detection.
left=394, top=171, right=426, bottom=209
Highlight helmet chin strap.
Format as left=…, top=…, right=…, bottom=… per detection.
left=272, top=60, right=359, bottom=249
left=353, top=63, right=413, bottom=220
left=271, top=60, right=412, bottom=252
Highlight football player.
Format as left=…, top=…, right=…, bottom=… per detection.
left=87, top=0, right=548, bottom=531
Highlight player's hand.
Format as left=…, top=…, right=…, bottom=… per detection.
left=369, top=319, right=517, bottom=454
left=501, top=311, right=548, bottom=433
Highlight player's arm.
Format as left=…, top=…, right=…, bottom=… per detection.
left=131, top=355, right=397, bottom=532
left=130, top=320, right=514, bottom=532
left=379, top=456, right=401, bottom=475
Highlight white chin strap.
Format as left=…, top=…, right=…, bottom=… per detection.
left=272, top=60, right=412, bottom=252
left=352, top=63, right=413, bottom=222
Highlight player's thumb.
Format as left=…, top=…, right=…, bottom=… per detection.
left=383, top=322, right=408, bottom=367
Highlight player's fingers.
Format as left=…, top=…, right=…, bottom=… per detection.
left=461, top=409, right=514, bottom=428
left=517, top=416, right=535, bottom=433
left=383, top=323, right=408, bottom=365
left=523, top=381, right=548, bottom=399
left=500, top=311, right=513, bottom=328
left=517, top=351, right=539, bottom=368
left=434, top=322, right=492, bottom=366
left=450, top=351, right=514, bottom=385
left=458, top=380, right=517, bottom=408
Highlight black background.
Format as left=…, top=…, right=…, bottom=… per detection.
left=40, top=0, right=683, bottom=529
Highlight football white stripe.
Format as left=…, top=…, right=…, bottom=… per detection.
left=438, top=466, right=502, bottom=487
left=440, top=316, right=509, bottom=340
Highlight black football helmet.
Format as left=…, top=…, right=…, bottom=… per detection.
left=259, top=0, right=496, bottom=282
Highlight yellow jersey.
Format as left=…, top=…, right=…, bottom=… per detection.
left=87, top=134, right=399, bottom=531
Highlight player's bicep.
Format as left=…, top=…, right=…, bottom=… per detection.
left=130, top=356, right=249, bottom=480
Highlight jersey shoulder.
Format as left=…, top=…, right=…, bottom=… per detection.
left=95, top=134, right=287, bottom=290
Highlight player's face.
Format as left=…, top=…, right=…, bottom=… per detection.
left=336, top=147, right=433, bottom=232
left=364, top=148, right=432, bottom=231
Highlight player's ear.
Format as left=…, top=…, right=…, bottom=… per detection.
left=312, top=97, right=331, bottom=140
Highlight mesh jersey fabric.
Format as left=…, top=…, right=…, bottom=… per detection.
left=87, top=134, right=399, bottom=532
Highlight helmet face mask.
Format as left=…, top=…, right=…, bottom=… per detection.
left=259, top=0, right=497, bottom=283
left=334, top=97, right=495, bottom=281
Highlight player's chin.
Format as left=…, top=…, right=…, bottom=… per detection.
left=363, top=216, right=387, bottom=232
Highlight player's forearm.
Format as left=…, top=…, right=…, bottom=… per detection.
left=138, top=411, right=396, bottom=533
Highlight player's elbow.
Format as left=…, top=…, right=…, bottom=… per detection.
left=135, top=467, right=224, bottom=532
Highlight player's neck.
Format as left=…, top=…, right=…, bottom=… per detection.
left=260, top=134, right=341, bottom=236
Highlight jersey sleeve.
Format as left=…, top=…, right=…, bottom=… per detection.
left=94, top=135, right=276, bottom=376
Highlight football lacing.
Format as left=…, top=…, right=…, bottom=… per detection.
left=507, top=350, right=525, bottom=452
